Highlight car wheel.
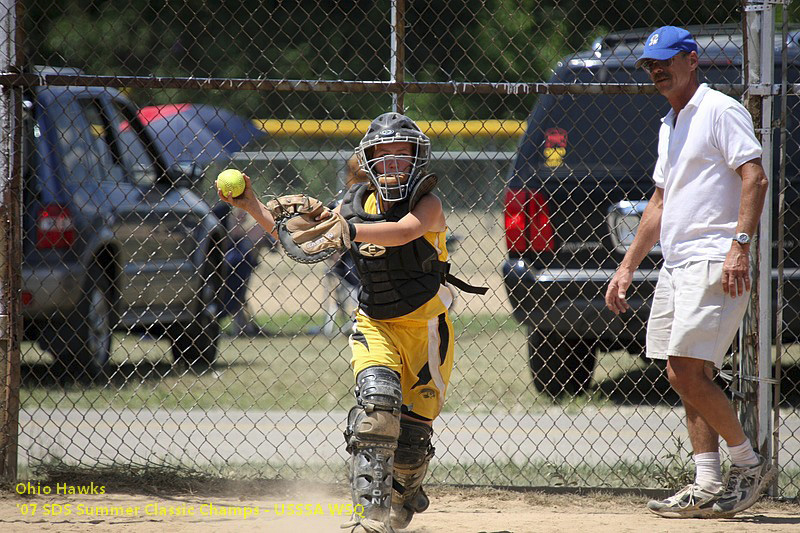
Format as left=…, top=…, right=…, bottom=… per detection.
left=46, top=264, right=115, bottom=383
left=168, top=282, right=221, bottom=368
left=527, top=329, right=597, bottom=399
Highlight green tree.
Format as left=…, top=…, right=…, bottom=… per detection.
left=20, top=0, right=754, bottom=121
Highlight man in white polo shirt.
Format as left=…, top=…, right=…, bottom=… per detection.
left=605, top=26, right=775, bottom=518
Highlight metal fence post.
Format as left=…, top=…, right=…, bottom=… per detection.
left=0, top=0, right=22, bottom=483
left=390, top=0, right=406, bottom=114
left=741, top=0, right=775, bottom=461
left=773, top=0, right=790, bottom=496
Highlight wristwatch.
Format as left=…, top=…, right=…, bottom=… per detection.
left=733, top=232, right=751, bottom=245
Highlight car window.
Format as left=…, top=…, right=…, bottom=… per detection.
left=52, top=97, right=121, bottom=186
left=107, top=99, right=158, bottom=187
left=519, top=67, right=664, bottom=174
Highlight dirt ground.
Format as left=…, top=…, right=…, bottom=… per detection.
left=1, top=484, right=798, bottom=533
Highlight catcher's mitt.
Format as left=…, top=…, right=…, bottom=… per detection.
left=273, top=195, right=355, bottom=263
left=265, top=194, right=327, bottom=221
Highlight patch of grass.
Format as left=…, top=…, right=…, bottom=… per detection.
left=21, top=311, right=537, bottom=412
left=20, top=317, right=799, bottom=414
left=444, top=326, right=547, bottom=413
left=15, top=311, right=688, bottom=412
left=21, top=330, right=357, bottom=411
left=250, top=311, right=337, bottom=336
left=452, top=312, right=520, bottom=337
left=650, top=437, right=693, bottom=489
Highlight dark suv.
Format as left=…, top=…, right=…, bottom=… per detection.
left=22, top=69, right=226, bottom=381
left=502, top=26, right=800, bottom=398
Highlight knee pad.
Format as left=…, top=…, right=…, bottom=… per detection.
left=345, top=405, right=401, bottom=453
left=344, top=366, right=403, bottom=450
left=356, top=366, right=403, bottom=413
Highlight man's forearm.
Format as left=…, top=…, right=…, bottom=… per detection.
left=620, top=210, right=661, bottom=272
left=736, top=161, right=769, bottom=237
left=619, top=191, right=663, bottom=272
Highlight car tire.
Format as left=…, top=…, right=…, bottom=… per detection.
left=168, top=281, right=221, bottom=369
left=45, top=263, right=115, bottom=384
left=527, top=329, right=597, bottom=399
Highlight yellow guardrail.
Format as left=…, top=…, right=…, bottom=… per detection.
left=251, top=119, right=527, bottom=138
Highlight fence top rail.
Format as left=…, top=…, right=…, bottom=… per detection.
left=0, top=72, right=753, bottom=96
left=234, top=150, right=519, bottom=161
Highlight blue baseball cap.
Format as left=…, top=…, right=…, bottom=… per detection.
left=636, top=26, right=698, bottom=68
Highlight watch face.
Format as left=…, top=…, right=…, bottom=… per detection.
left=736, top=233, right=750, bottom=244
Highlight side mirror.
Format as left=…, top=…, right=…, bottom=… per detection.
left=165, top=161, right=203, bottom=187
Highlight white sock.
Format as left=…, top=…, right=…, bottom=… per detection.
left=727, top=440, right=759, bottom=467
left=693, top=452, right=723, bottom=492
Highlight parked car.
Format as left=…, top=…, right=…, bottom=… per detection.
left=22, top=67, right=227, bottom=382
left=502, top=25, right=800, bottom=398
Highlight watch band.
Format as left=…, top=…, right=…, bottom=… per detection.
left=734, top=232, right=751, bottom=245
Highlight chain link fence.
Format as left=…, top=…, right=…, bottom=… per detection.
left=1, top=0, right=798, bottom=499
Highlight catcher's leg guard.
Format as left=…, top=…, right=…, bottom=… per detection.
left=343, top=366, right=402, bottom=532
left=390, top=418, right=434, bottom=529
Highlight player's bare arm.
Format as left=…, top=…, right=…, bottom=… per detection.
left=246, top=200, right=280, bottom=240
left=217, top=174, right=278, bottom=239
left=351, top=194, right=446, bottom=247
left=723, top=158, right=769, bottom=297
left=605, top=186, right=664, bottom=314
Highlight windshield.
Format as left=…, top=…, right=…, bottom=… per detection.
left=516, top=67, right=664, bottom=175
left=512, top=64, right=793, bottom=178
left=53, top=97, right=121, bottom=187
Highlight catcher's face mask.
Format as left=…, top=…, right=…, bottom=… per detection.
left=356, top=113, right=431, bottom=202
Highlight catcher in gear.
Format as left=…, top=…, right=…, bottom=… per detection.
left=217, top=112, right=485, bottom=533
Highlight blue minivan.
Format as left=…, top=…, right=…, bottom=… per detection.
left=22, top=69, right=226, bottom=382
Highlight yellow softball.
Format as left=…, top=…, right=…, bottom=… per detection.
left=216, top=169, right=246, bottom=198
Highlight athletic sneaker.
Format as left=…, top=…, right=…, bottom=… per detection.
left=647, top=483, right=722, bottom=518
left=712, top=455, right=777, bottom=517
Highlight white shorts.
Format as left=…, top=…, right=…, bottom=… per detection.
left=646, top=260, right=750, bottom=369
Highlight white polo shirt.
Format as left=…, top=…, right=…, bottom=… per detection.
left=653, top=83, right=763, bottom=267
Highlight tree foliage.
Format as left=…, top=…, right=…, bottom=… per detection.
left=21, top=0, right=753, bottom=120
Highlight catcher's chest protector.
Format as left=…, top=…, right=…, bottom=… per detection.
left=340, top=183, right=445, bottom=320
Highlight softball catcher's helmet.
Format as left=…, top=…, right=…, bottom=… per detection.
left=355, top=112, right=431, bottom=202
